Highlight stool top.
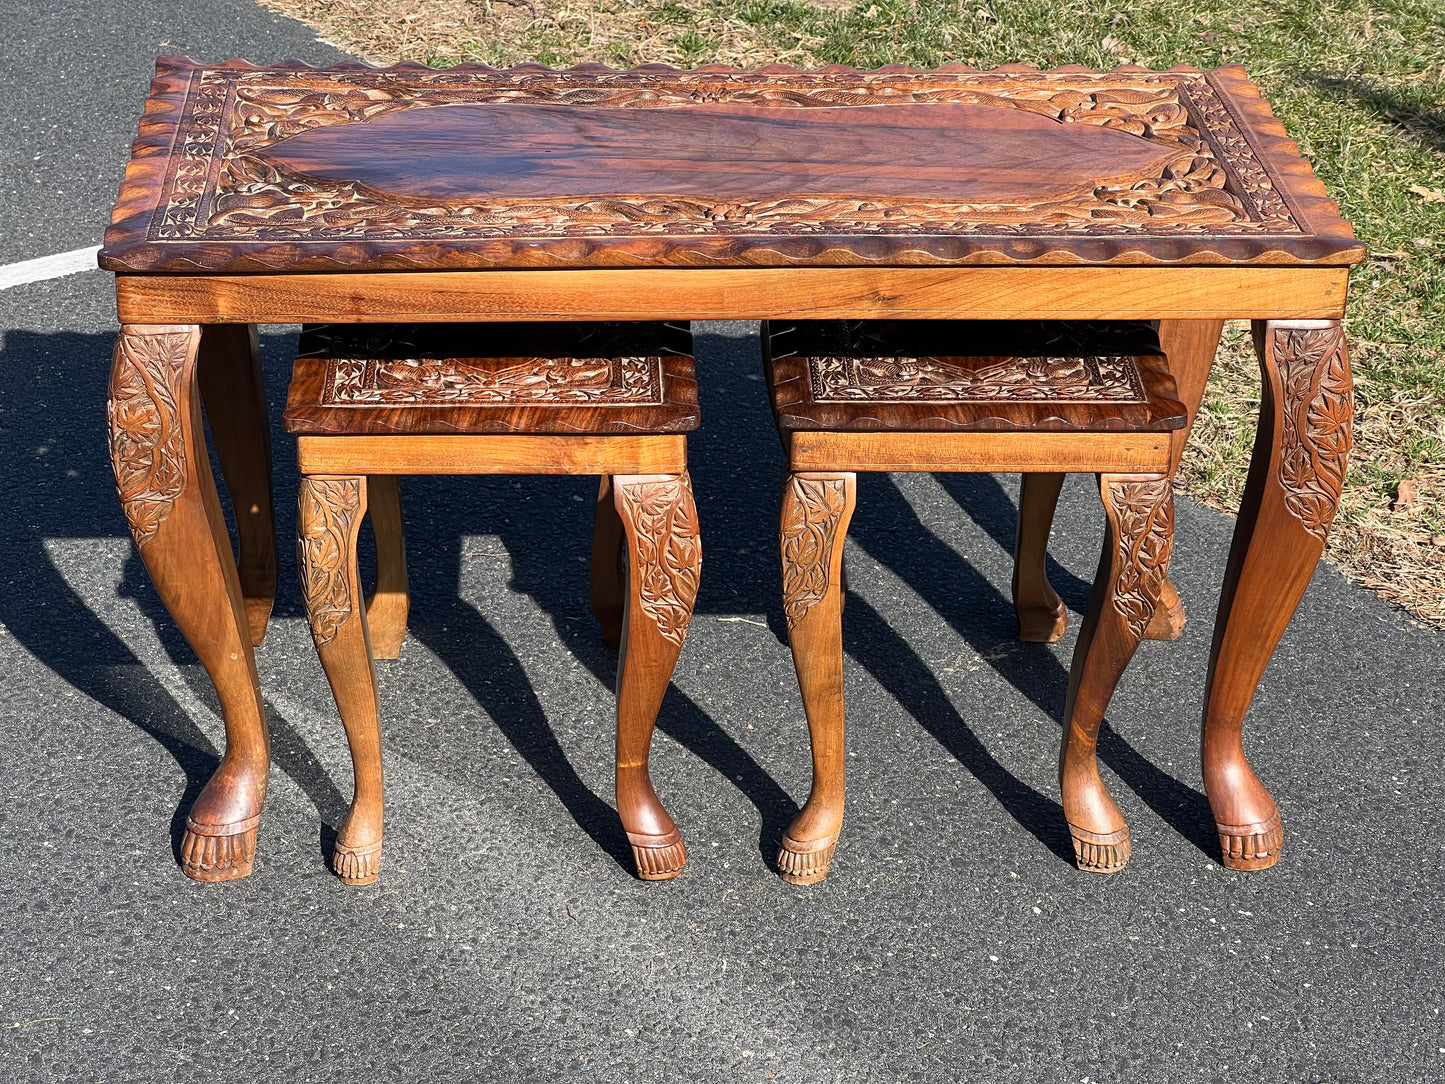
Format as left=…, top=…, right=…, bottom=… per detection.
left=100, top=58, right=1362, bottom=273
left=766, top=321, right=1187, bottom=432
left=283, top=322, right=698, bottom=435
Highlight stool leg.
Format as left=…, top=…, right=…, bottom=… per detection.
left=612, top=472, right=701, bottom=880
left=364, top=475, right=409, bottom=660
left=1013, top=472, right=1068, bottom=642
left=590, top=475, right=626, bottom=651
left=298, top=475, right=385, bottom=886
left=1061, top=473, right=1174, bottom=873
left=777, top=471, right=857, bottom=885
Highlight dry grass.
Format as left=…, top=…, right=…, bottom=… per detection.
left=255, top=0, right=1445, bottom=627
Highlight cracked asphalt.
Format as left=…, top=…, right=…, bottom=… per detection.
left=2, top=2, right=1443, bottom=1081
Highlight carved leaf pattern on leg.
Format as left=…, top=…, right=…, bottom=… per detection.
left=617, top=473, right=701, bottom=647
left=297, top=477, right=363, bottom=646
left=107, top=328, right=193, bottom=547
left=1106, top=476, right=1175, bottom=641
left=1274, top=324, right=1353, bottom=542
left=781, top=476, right=849, bottom=630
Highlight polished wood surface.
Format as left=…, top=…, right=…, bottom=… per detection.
left=285, top=322, right=698, bottom=435
left=293, top=329, right=702, bottom=883
left=102, top=60, right=1357, bottom=881
left=767, top=334, right=1180, bottom=880
left=101, top=59, right=1363, bottom=274
left=767, top=320, right=1185, bottom=432
left=115, top=266, right=1351, bottom=325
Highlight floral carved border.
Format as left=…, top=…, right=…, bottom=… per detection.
left=1272, top=323, right=1353, bottom=542
left=297, top=476, right=363, bottom=646
left=805, top=353, right=1148, bottom=404
left=781, top=476, right=850, bottom=629
left=617, top=474, right=701, bottom=646
left=145, top=68, right=1304, bottom=245
left=107, top=328, right=193, bottom=547
left=1105, top=476, right=1175, bottom=641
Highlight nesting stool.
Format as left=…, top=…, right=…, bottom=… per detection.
left=761, top=320, right=1187, bottom=882
left=283, top=322, right=702, bottom=884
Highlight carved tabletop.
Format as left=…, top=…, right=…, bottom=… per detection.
left=100, top=57, right=1363, bottom=274
left=100, top=57, right=1363, bottom=884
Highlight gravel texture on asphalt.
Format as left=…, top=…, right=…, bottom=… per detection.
left=2, top=3, right=1443, bottom=1081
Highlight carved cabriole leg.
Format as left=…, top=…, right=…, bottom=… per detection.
left=590, top=475, right=626, bottom=651
left=196, top=324, right=277, bottom=647
left=1013, top=472, right=1068, bottom=642
left=612, top=472, right=701, bottom=880
left=364, top=475, right=409, bottom=660
left=777, top=471, right=857, bottom=885
left=1061, top=473, right=1174, bottom=873
left=1204, top=320, right=1351, bottom=871
left=298, top=475, right=385, bottom=885
left=1144, top=319, right=1226, bottom=642
left=108, top=324, right=269, bottom=882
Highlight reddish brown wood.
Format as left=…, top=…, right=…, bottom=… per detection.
left=1203, top=319, right=1351, bottom=869
left=107, top=324, right=269, bottom=881
left=196, top=323, right=277, bottom=646
left=1060, top=473, right=1175, bottom=872
left=612, top=473, right=701, bottom=880
left=776, top=472, right=857, bottom=884
left=1013, top=472, right=1068, bottom=642
left=297, top=474, right=385, bottom=884
left=101, top=59, right=1364, bottom=274
left=364, top=475, right=409, bottom=661
left=284, top=323, right=697, bottom=435
left=289, top=327, right=701, bottom=883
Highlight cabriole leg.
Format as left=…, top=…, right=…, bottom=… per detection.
left=777, top=471, right=857, bottom=885
left=108, top=324, right=269, bottom=881
left=590, top=475, right=626, bottom=651
left=612, top=472, right=701, bottom=880
left=364, top=475, right=408, bottom=660
left=1061, top=473, right=1174, bottom=873
left=1013, top=471, right=1068, bottom=642
left=298, top=475, right=385, bottom=885
left=196, top=323, right=277, bottom=646
left=1203, top=320, right=1351, bottom=870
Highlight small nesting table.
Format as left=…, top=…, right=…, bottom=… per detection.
left=101, top=57, right=1363, bottom=881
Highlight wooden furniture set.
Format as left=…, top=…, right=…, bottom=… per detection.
left=101, top=58, right=1362, bottom=886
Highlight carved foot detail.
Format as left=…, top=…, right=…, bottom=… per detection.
left=1017, top=598, right=1068, bottom=643
left=1144, top=581, right=1186, bottom=641
left=180, top=814, right=261, bottom=882
left=1217, top=811, right=1283, bottom=871
left=332, top=838, right=383, bottom=885
left=628, top=829, right=687, bottom=881
left=1068, top=823, right=1131, bottom=874
left=777, top=834, right=839, bottom=885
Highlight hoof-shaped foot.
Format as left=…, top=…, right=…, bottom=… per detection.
left=1068, top=823, right=1131, bottom=874
left=1017, top=600, right=1068, bottom=644
left=629, top=828, right=686, bottom=880
left=777, top=834, right=838, bottom=885
left=180, top=814, right=261, bottom=882
left=1144, top=585, right=1186, bottom=641
left=332, top=838, right=383, bottom=885
left=1217, top=811, right=1282, bottom=871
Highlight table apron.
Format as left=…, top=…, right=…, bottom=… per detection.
left=115, top=266, right=1350, bottom=324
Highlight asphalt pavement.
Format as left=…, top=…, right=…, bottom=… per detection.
left=2, top=3, right=1443, bottom=1081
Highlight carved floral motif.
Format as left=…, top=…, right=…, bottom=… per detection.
left=297, top=476, right=363, bottom=646
left=807, top=353, right=1146, bottom=403
left=147, top=67, right=1301, bottom=245
left=107, top=328, right=193, bottom=547
left=1272, top=324, right=1353, bottom=541
left=1104, top=476, right=1175, bottom=641
left=321, top=355, right=664, bottom=406
left=617, top=474, right=701, bottom=646
left=781, top=476, right=850, bottom=629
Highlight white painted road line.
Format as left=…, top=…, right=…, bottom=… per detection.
left=0, top=245, right=102, bottom=291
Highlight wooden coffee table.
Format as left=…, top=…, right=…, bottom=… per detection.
left=101, top=57, right=1363, bottom=881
